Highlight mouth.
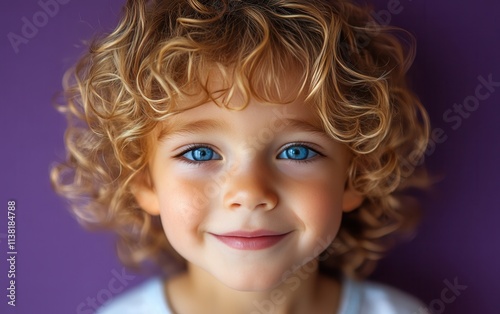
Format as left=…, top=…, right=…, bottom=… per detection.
left=209, top=230, right=292, bottom=250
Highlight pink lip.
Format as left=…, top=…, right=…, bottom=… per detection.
left=210, top=230, right=291, bottom=250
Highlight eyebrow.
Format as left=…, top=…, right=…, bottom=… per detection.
left=159, top=118, right=329, bottom=140
left=159, top=119, right=230, bottom=141
left=283, top=118, right=329, bottom=137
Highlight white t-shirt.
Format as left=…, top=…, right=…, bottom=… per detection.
left=97, top=276, right=428, bottom=314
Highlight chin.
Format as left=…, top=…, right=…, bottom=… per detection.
left=217, top=270, right=284, bottom=292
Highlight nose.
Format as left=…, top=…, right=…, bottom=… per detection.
left=222, top=161, right=278, bottom=211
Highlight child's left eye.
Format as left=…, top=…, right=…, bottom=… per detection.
left=277, top=144, right=319, bottom=161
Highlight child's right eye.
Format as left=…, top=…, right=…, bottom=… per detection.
left=178, top=145, right=222, bottom=163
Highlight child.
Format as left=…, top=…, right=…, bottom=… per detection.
left=52, top=0, right=430, bottom=313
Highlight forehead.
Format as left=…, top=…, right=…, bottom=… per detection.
left=159, top=91, right=326, bottom=142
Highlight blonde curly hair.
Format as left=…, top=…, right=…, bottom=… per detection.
left=51, top=0, right=429, bottom=279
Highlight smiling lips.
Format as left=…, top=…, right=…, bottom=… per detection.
left=211, top=230, right=291, bottom=250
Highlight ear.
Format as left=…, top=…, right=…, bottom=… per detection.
left=342, top=183, right=364, bottom=212
left=130, top=172, right=161, bottom=216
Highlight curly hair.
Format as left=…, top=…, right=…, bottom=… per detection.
left=51, top=0, right=429, bottom=279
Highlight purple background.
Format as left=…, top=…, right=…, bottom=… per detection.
left=1, top=0, right=499, bottom=313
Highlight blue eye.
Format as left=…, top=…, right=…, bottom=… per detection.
left=278, top=145, right=318, bottom=161
left=182, top=146, right=221, bottom=162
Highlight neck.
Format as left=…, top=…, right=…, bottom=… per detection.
left=165, top=260, right=341, bottom=314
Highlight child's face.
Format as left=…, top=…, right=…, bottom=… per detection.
left=134, top=88, right=362, bottom=291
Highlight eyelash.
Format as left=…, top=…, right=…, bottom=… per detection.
left=174, top=142, right=323, bottom=165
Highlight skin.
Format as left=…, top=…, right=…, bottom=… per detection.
left=133, top=87, right=363, bottom=314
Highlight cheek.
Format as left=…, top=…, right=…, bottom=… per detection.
left=288, top=176, right=345, bottom=241
left=156, top=177, right=210, bottom=247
